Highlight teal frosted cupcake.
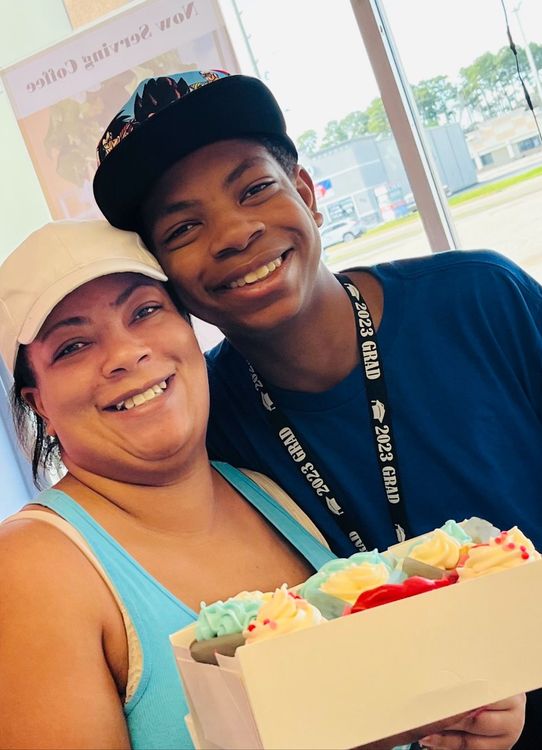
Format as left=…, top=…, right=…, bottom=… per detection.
left=195, top=590, right=270, bottom=641
left=300, top=550, right=404, bottom=619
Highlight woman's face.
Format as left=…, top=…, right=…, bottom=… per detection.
left=23, top=273, right=208, bottom=484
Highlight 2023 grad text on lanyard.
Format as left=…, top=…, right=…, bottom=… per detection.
left=247, top=273, right=412, bottom=552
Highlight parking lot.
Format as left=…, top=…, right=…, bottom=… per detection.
left=325, top=175, right=542, bottom=283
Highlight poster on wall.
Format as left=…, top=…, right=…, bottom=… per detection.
left=63, top=0, right=132, bottom=29
left=0, top=0, right=239, bottom=221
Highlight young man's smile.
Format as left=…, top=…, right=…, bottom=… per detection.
left=216, top=251, right=285, bottom=291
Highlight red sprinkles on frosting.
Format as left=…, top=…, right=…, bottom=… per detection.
left=490, top=533, right=531, bottom=559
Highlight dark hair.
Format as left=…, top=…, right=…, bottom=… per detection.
left=11, top=346, right=62, bottom=489
left=164, top=281, right=192, bottom=324
left=256, top=135, right=298, bottom=178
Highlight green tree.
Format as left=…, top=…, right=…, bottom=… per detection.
left=412, top=75, right=458, bottom=126
left=530, top=42, right=542, bottom=72
left=459, top=51, right=503, bottom=120
left=296, top=129, right=319, bottom=155
left=365, top=98, right=390, bottom=136
left=321, top=120, right=349, bottom=149
left=339, top=110, right=369, bottom=140
left=298, top=38, right=542, bottom=153
left=495, top=46, right=521, bottom=108
left=458, top=46, right=535, bottom=120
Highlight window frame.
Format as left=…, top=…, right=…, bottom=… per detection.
left=349, top=0, right=461, bottom=252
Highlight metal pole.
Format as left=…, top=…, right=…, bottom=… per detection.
left=350, top=0, right=460, bottom=252
left=512, top=2, right=542, bottom=106
left=229, top=0, right=262, bottom=79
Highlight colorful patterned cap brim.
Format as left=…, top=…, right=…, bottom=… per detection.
left=93, top=71, right=297, bottom=230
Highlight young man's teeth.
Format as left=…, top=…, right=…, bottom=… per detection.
left=115, top=380, right=168, bottom=411
left=229, top=256, right=282, bottom=289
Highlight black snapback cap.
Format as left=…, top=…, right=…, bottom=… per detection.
left=93, top=70, right=297, bottom=230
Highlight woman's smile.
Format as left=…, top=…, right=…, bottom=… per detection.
left=103, top=374, right=174, bottom=412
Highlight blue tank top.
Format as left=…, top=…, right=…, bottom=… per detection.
left=34, top=462, right=335, bottom=750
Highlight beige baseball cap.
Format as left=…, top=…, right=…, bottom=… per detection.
left=0, top=219, right=168, bottom=373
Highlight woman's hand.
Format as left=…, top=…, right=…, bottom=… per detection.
left=417, top=694, right=526, bottom=749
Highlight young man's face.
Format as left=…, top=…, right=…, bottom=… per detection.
left=142, top=139, right=324, bottom=339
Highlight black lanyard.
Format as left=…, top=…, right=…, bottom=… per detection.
left=247, top=273, right=412, bottom=551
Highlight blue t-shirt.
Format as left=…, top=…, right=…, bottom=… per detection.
left=206, top=250, right=542, bottom=556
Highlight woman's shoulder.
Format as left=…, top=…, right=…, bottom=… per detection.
left=0, top=510, right=130, bottom=748
left=0, top=507, right=112, bottom=617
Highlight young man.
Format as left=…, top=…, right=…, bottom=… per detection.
left=94, top=68, right=542, bottom=544
left=94, top=67, right=541, bottom=748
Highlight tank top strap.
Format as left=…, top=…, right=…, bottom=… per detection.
left=21, top=487, right=194, bottom=613
left=212, top=461, right=335, bottom=570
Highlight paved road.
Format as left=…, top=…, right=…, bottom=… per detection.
left=326, top=175, right=542, bottom=283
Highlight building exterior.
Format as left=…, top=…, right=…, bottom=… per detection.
left=466, top=108, right=542, bottom=170
left=302, top=123, right=477, bottom=226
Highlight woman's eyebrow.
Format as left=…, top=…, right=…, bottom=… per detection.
left=39, top=316, right=89, bottom=343
left=112, top=279, right=160, bottom=308
left=39, top=281, right=160, bottom=341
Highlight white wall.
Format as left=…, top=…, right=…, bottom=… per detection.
left=0, top=0, right=72, bottom=510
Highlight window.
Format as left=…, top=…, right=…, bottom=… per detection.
left=0, top=362, right=35, bottom=518
left=517, top=135, right=542, bottom=152
left=228, top=0, right=432, bottom=265
left=327, top=198, right=357, bottom=222
left=379, top=0, right=542, bottom=281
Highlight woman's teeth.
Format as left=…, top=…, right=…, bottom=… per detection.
left=228, top=256, right=282, bottom=289
left=116, top=380, right=167, bottom=411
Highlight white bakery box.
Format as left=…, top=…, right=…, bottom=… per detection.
left=171, top=557, right=542, bottom=750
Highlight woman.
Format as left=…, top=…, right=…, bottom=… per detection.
left=0, top=220, right=524, bottom=750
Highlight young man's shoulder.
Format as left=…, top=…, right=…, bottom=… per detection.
left=350, top=248, right=534, bottom=283
left=347, top=249, right=542, bottom=308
